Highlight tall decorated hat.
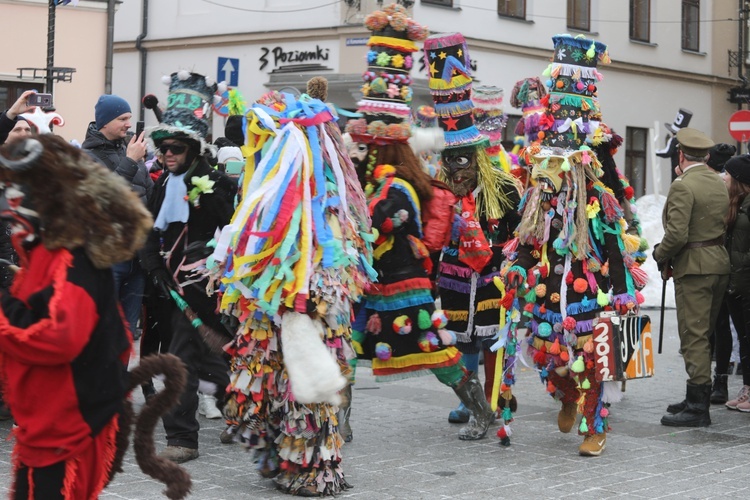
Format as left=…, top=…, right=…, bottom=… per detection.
left=537, top=34, right=610, bottom=151
left=472, top=85, right=510, bottom=168
left=423, top=32, right=485, bottom=149
left=147, top=70, right=227, bottom=155
left=345, top=3, right=429, bottom=145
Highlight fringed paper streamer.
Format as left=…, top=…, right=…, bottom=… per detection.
left=475, top=148, right=522, bottom=220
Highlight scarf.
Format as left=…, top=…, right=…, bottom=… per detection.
left=458, top=192, right=493, bottom=273
left=154, top=172, right=189, bottom=231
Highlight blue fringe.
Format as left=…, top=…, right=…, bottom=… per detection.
left=365, top=293, right=434, bottom=312
left=444, top=126, right=485, bottom=147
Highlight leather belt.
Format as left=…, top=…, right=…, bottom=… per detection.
left=684, top=236, right=724, bottom=250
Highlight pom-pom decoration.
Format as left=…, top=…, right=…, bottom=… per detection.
left=573, top=278, right=589, bottom=294
left=418, top=309, right=432, bottom=330
left=535, top=284, right=547, bottom=298
left=375, top=342, right=392, bottom=360
left=537, top=322, right=553, bottom=338
left=431, top=310, right=449, bottom=329
left=366, top=313, right=382, bottom=335
left=596, top=288, right=609, bottom=306
left=562, top=316, right=577, bottom=331
left=418, top=332, right=440, bottom=352
left=438, top=329, right=457, bottom=345
left=392, top=315, right=412, bottom=335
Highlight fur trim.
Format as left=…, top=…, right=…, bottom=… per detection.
left=600, top=380, right=624, bottom=404
left=408, top=127, right=445, bottom=155
left=127, top=354, right=192, bottom=500
left=281, top=311, right=347, bottom=405
left=0, top=135, right=153, bottom=269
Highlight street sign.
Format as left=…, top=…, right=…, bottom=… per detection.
left=217, top=57, right=239, bottom=87
left=728, top=109, right=750, bottom=142
left=728, top=86, right=750, bottom=104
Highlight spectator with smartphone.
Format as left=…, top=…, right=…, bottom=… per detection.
left=0, top=90, right=39, bottom=146
left=82, top=95, right=153, bottom=342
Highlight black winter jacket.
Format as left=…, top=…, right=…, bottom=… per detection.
left=140, top=158, right=237, bottom=328
left=81, top=122, right=153, bottom=204
left=727, top=195, right=750, bottom=295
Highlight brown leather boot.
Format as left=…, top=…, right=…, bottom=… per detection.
left=558, top=401, right=578, bottom=433
left=579, top=432, right=606, bottom=456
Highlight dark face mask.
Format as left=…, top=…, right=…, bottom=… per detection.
left=442, top=148, right=478, bottom=197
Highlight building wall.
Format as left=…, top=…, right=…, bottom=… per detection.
left=112, top=0, right=741, bottom=196
left=0, top=0, right=108, bottom=142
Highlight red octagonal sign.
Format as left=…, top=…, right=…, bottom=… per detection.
left=728, top=110, right=750, bottom=142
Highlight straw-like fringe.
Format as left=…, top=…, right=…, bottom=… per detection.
left=475, top=148, right=521, bottom=220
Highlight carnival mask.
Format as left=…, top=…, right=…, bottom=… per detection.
left=0, top=183, right=41, bottom=251
left=531, top=157, right=566, bottom=198
left=345, top=135, right=369, bottom=189
left=442, top=147, right=478, bottom=197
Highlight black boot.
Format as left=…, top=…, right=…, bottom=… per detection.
left=666, top=399, right=687, bottom=414
left=452, top=372, right=494, bottom=440
left=710, top=374, right=729, bottom=404
left=661, top=383, right=711, bottom=427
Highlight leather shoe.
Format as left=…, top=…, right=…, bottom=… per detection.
left=158, top=445, right=199, bottom=464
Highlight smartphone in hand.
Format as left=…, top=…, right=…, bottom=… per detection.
left=136, top=121, right=145, bottom=137
left=27, top=93, right=53, bottom=107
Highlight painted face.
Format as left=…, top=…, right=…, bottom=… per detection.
left=442, top=147, right=478, bottom=197
left=346, top=139, right=369, bottom=189
left=0, top=183, right=41, bottom=252
left=531, top=157, right=565, bottom=198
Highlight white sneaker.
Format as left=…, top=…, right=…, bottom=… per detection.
left=198, top=393, right=222, bottom=419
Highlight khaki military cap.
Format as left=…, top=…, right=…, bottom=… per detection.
left=676, top=127, right=715, bottom=157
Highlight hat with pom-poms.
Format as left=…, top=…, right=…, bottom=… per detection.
left=147, top=70, right=227, bottom=155
left=344, top=3, right=428, bottom=145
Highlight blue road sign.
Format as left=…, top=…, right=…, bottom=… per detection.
left=218, top=57, right=239, bottom=87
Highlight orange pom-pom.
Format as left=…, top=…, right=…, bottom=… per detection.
left=573, top=278, right=588, bottom=294
left=559, top=350, right=570, bottom=362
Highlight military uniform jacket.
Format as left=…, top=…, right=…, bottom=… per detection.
left=653, top=164, right=730, bottom=279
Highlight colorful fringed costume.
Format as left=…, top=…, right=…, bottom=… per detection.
left=502, top=35, right=645, bottom=455
left=211, top=92, right=374, bottom=496
left=424, top=33, right=522, bottom=437
left=364, top=164, right=463, bottom=381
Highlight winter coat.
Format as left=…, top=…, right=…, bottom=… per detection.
left=140, top=158, right=237, bottom=329
left=653, top=164, right=730, bottom=279
left=727, top=195, right=750, bottom=295
left=81, top=122, right=153, bottom=204
left=0, top=111, right=17, bottom=145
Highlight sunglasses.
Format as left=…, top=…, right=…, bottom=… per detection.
left=158, top=143, right=188, bottom=155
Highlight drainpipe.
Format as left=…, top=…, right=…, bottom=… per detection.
left=136, top=0, right=149, bottom=122
left=104, top=0, right=115, bottom=93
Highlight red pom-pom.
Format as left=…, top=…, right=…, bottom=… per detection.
left=533, top=349, right=548, bottom=365
left=559, top=350, right=570, bottom=362
left=546, top=380, right=556, bottom=393
left=565, top=272, right=574, bottom=285
left=524, top=302, right=535, bottom=313
left=562, top=316, right=577, bottom=331
left=380, top=218, right=394, bottom=233
left=624, top=186, right=635, bottom=200
left=573, top=278, right=588, bottom=294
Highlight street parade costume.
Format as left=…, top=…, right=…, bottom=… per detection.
left=211, top=84, right=374, bottom=495
left=502, top=35, right=647, bottom=455
left=423, top=33, right=522, bottom=437
left=343, top=4, right=495, bottom=441
left=0, top=136, right=191, bottom=499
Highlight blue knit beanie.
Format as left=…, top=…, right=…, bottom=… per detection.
left=95, top=94, right=131, bottom=130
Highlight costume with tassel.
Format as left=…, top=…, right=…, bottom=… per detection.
left=211, top=91, right=374, bottom=496
left=502, top=35, right=646, bottom=452
left=424, top=33, right=523, bottom=433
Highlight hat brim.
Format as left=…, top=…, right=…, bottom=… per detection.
left=147, top=125, right=216, bottom=157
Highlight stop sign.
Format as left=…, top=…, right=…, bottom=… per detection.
left=728, top=110, right=750, bottom=142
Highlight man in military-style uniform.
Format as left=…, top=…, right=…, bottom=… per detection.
left=654, top=127, right=730, bottom=427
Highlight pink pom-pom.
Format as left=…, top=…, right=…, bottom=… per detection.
left=562, top=316, right=577, bottom=331
left=600, top=407, right=609, bottom=418
left=366, top=313, right=382, bottom=335
left=496, top=424, right=512, bottom=440
left=437, top=329, right=456, bottom=346
left=635, top=290, right=645, bottom=304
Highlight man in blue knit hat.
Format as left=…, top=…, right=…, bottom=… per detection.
left=82, top=94, right=153, bottom=345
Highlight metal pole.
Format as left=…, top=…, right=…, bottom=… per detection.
left=105, top=0, right=116, bottom=94
left=46, top=0, right=55, bottom=96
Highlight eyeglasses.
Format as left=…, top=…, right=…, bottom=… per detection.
left=158, top=143, right=188, bottom=155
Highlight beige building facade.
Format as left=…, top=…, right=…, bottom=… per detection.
left=0, top=0, right=110, bottom=143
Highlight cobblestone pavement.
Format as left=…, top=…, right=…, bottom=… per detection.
left=2, top=308, right=750, bottom=499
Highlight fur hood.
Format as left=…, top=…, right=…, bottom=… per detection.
left=0, top=135, right=153, bottom=269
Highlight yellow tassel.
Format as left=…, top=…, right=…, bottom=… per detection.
left=623, top=233, right=640, bottom=254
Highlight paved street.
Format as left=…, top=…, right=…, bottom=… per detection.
left=2, top=307, right=750, bottom=499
